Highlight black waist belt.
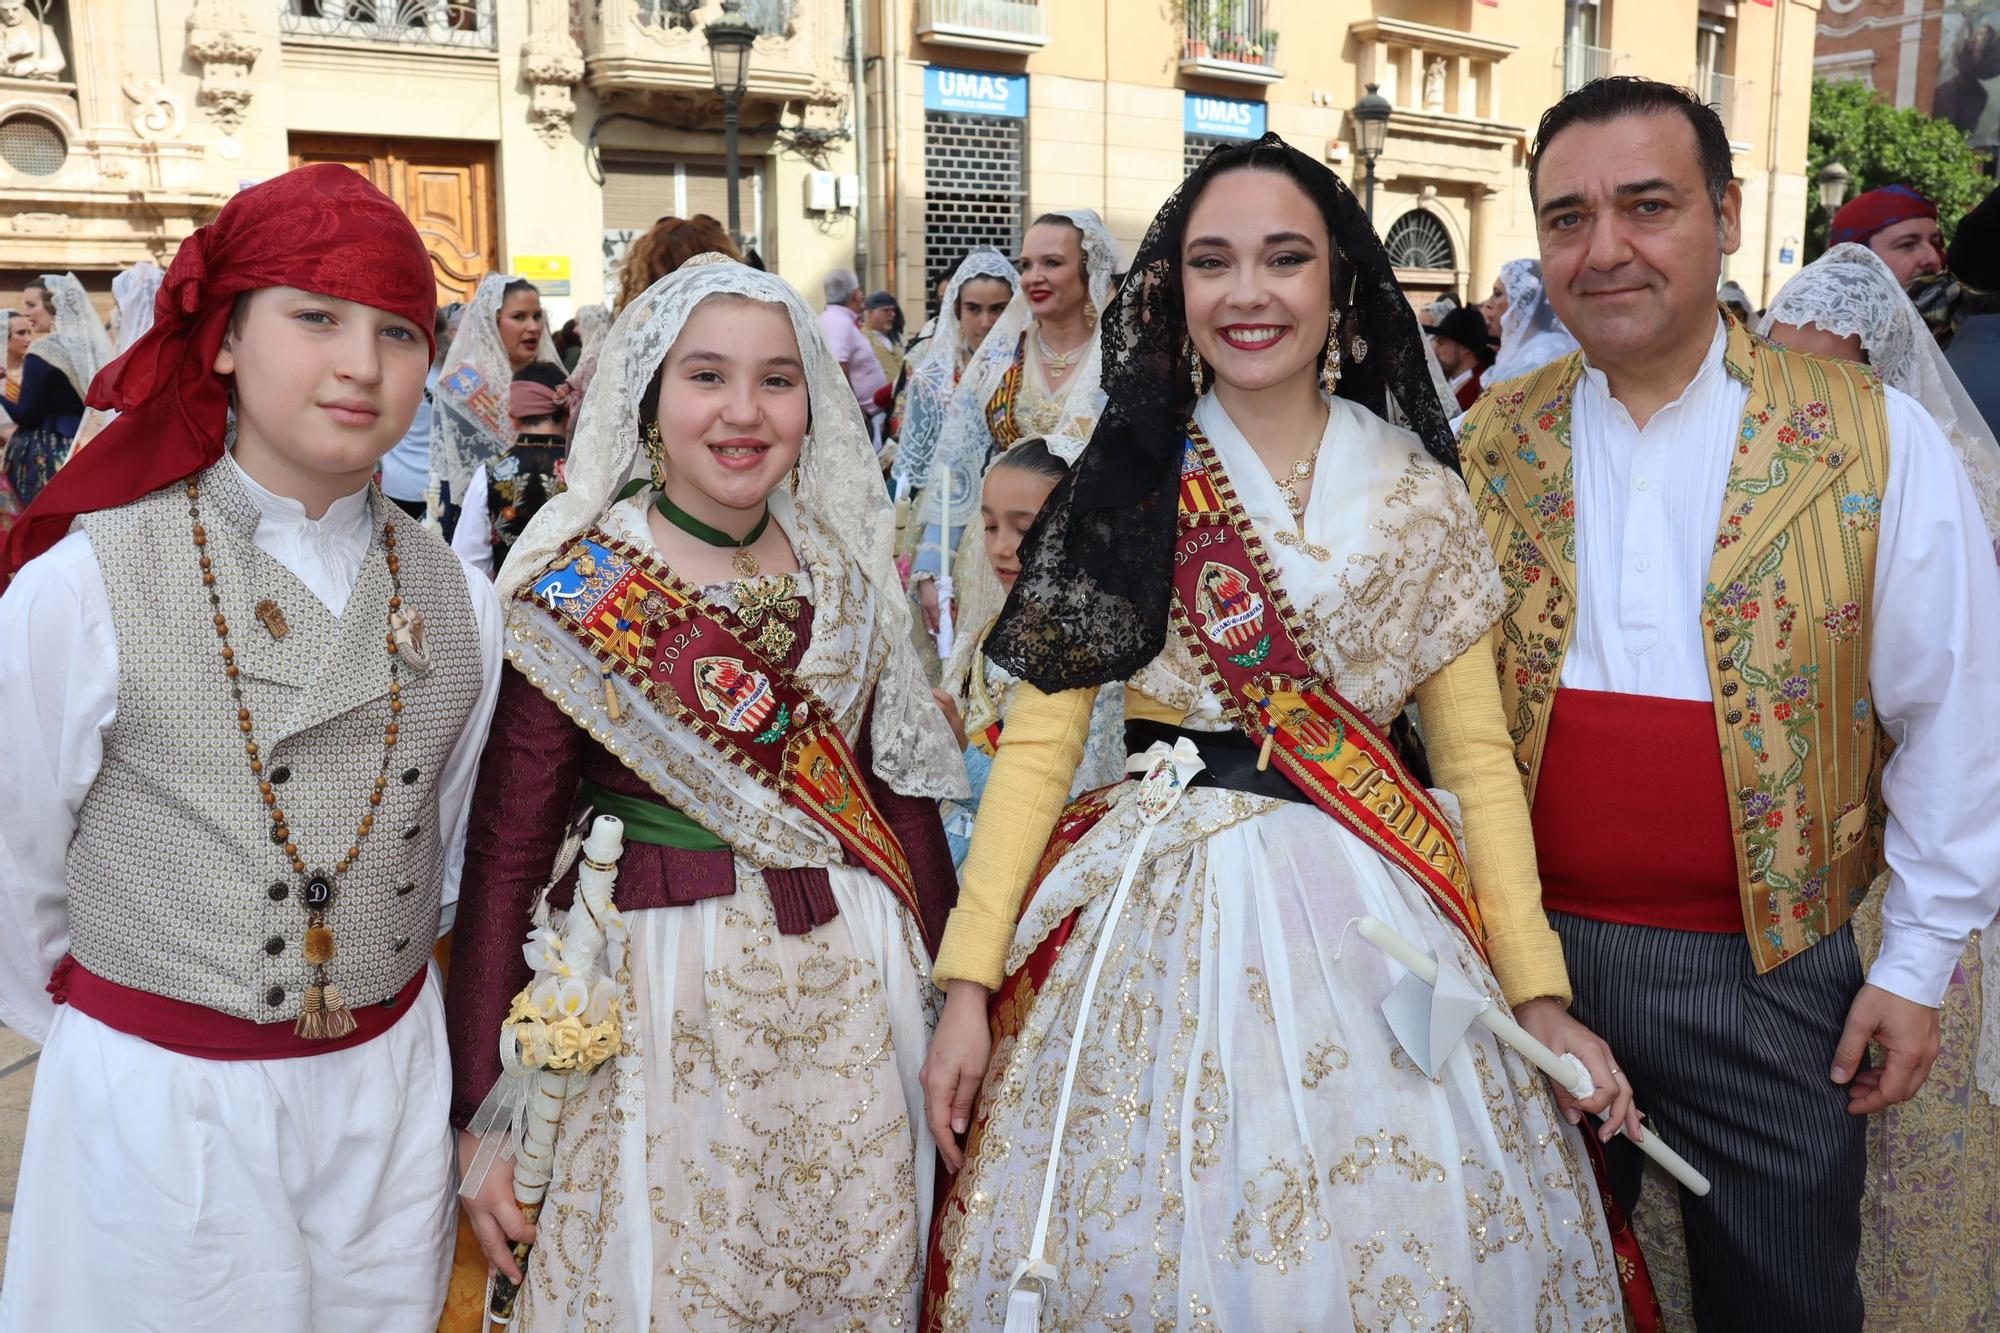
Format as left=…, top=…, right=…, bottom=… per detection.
left=1123, top=719, right=1310, bottom=806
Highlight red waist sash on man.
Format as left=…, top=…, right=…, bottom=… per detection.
left=1533, top=687, right=1742, bottom=933
left=48, top=955, right=426, bottom=1060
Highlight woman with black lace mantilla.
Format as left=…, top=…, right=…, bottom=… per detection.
left=919, top=134, right=1630, bottom=1329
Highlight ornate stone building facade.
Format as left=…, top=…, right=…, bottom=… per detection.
left=0, top=1, right=1817, bottom=323
left=0, top=0, right=864, bottom=316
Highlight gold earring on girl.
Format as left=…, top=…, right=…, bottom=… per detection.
left=1321, top=310, right=1344, bottom=396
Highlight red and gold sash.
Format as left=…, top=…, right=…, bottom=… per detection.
left=1171, top=428, right=1487, bottom=956
left=985, top=334, right=1026, bottom=451
left=525, top=530, right=924, bottom=929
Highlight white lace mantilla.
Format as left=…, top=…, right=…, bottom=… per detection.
left=498, top=255, right=966, bottom=802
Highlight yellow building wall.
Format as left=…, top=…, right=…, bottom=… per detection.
left=887, top=0, right=1818, bottom=315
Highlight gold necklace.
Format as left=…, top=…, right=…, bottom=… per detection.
left=1034, top=328, right=1088, bottom=374
left=188, top=479, right=406, bottom=1040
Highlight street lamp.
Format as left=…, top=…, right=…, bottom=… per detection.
left=705, top=0, right=757, bottom=246
left=1351, top=83, right=1393, bottom=222
left=1816, top=160, right=1852, bottom=214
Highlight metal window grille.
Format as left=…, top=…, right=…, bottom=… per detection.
left=923, top=110, right=1026, bottom=303
left=1184, top=133, right=1237, bottom=177
left=279, top=0, right=497, bottom=50
left=0, top=115, right=66, bottom=178
left=1384, top=210, right=1456, bottom=271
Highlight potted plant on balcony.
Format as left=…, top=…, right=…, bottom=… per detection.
left=1258, top=28, right=1278, bottom=61
left=1185, top=0, right=1210, bottom=57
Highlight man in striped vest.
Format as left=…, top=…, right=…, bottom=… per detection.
left=1458, top=78, right=2000, bottom=1332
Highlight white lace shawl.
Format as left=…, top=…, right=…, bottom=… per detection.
left=890, top=248, right=1019, bottom=497
left=70, top=263, right=164, bottom=453
left=496, top=256, right=967, bottom=803
left=429, top=273, right=563, bottom=500
left=1488, top=258, right=1580, bottom=385
left=26, top=273, right=113, bottom=404
left=1759, top=243, right=2000, bottom=542
left=1758, top=243, right=2000, bottom=1102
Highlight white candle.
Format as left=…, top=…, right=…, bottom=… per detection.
left=1357, top=916, right=1710, bottom=1197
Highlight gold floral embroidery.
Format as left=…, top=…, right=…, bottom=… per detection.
left=1226, top=1158, right=1332, bottom=1273
left=1190, top=1050, right=1230, bottom=1176
left=1327, top=1132, right=1447, bottom=1187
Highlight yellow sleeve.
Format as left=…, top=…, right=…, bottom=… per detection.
left=932, top=682, right=1097, bottom=989
left=1411, top=630, right=1573, bottom=1007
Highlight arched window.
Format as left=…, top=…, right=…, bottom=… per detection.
left=1384, top=210, right=1456, bottom=271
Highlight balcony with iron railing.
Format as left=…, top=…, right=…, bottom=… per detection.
left=1180, top=0, right=1282, bottom=86
left=915, top=0, right=1047, bottom=53
left=279, top=0, right=496, bottom=50
left=588, top=0, right=832, bottom=108
left=1561, top=42, right=1621, bottom=94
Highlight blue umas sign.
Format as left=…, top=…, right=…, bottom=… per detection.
left=1184, top=95, right=1267, bottom=139
left=925, top=67, right=1028, bottom=119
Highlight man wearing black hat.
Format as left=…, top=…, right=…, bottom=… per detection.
left=1431, top=304, right=1496, bottom=410
left=1944, top=186, right=2000, bottom=438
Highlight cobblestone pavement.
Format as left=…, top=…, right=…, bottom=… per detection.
left=0, top=1024, right=34, bottom=1276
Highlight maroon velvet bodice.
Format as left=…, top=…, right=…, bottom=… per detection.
left=443, top=600, right=957, bottom=1127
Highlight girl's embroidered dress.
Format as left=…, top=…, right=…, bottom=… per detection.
left=446, top=259, right=967, bottom=1331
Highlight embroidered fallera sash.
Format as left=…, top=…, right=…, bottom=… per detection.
left=985, top=334, right=1026, bottom=451
left=525, top=530, right=923, bottom=926
left=1171, top=428, right=1487, bottom=956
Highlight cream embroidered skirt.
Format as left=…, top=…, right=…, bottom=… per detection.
left=517, top=864, right=939, bottom=1331
left=931, top=786, right=1623, bottom=1330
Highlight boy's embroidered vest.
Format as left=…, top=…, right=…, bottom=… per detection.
left=70, top=461, right=483, bottom=1021
left=1458, top=319, right=1892, bottom=972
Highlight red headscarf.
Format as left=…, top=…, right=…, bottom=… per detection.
left=1828, top=184, right=1938, bottom=248
left=3, top=163, right=438, bottom=580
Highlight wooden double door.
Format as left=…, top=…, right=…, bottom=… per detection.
left=290, top=135, right=498, bottom=307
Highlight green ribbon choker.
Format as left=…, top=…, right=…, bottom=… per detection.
left=654, top=490, right=771, bottom=551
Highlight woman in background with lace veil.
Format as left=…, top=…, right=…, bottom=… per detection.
left=3, top=275, right=111, bottom=504
left=428, top=273, right=561, bottom=526
left=1609, top=242, right=2000, bottom=1332
left=70, top=260, right=164, bottom=454
left=890, top=248, right=1018, bottom=510
left=907, top=211, right=1121, bottom=640
left=1483, top=257, right=1580, bottom=386
left=444, top=255, right=966, bottom=1330
left=919, top=134, right=1626, bottom=1331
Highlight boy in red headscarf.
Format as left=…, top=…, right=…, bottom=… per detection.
left=0, top=165, right=502, bottom=1331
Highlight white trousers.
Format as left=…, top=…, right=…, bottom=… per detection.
left=0, top=971, right=455, bottom=1333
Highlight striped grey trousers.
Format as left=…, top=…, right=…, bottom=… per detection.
left=1551, top=912, right=1867, bottom=1333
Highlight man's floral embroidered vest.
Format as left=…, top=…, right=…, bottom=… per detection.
left=1458, top=318, right=1892, bottom=973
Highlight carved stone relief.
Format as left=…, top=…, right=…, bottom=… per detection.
left=186, top=0, right=260, bottom=134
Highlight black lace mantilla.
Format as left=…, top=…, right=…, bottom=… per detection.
left=986, top=133, right=1464, bottom=693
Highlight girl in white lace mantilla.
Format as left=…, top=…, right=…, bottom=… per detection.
left=445, top=257, right=967, bottom=1332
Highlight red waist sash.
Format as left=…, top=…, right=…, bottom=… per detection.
left=1533, top=687, right=1741, bottom=933
left=49, top=956, right=426, bottom=1061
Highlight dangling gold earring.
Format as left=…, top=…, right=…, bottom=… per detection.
left=1185, top=334, right=1209, bottom=397
left=642, top=421, right=666, bottom=490
left=1320, top=310, right=1343, bottom=396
